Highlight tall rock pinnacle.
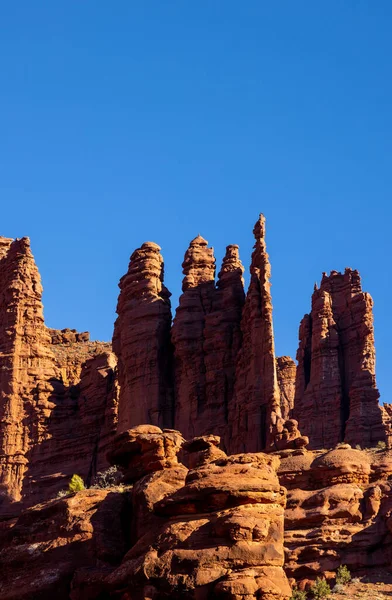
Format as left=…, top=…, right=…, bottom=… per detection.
left=228, top=214, right=282, bottom=453
left=0, top=237, right=56, bottom=505
left=294, top=268, right=385, bottom=449
left=203, top=244, right=245, bottom=445
left=113, top=242, right=174, bottom=433
left=172, top=235, right=216, bottom=438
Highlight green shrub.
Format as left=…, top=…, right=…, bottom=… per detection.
left=335, top=565, right=351, bottom=585
left=291, top=588, right=307, bottom=600
left=68, top=474, right=85, bottom=493
left=377, top=440, right=386, bottom=451
left=310, top=578, right=330, bottom=599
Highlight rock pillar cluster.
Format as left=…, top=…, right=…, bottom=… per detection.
left=294, top=269, right=385, bottom=449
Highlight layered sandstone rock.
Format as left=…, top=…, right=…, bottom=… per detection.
left=106, top=427, right=291, bottom=600
left=229, top=215, right=282, bottom=453
left=0, top=489, right=129, bottom=600
left=172, top=235, right=216, bottom=439
left=113, top=242, right=174, bottom=433
left=278, top=446, right=392, bottom=587
left=294, top=269, right=384, bottom=449
left=22, top=351, right=119, bottom=506
left=276, top=356, right=296, bottom=420
left=202, top=244, right=245, bottom=443
left=0, top=236, right=118, bottom=515
left=0, top=237, right=57, bottom=509
left=49, top=327, right=111, bottom=386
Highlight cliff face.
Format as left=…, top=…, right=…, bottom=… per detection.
left=113, top=242, right=173, bottom=433
left=0, top=237, right=118, bottom=515
left=294, top=269, right=384, bottom=449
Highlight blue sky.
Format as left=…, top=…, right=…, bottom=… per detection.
left=1, top=2, right=391, bottom=402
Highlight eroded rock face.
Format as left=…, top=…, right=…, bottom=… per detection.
left=172, top=235, right=216, bottom=440
left=0, top=237, right=57, bottom=508
left=0, top=489, right=129, bottom=600
left=105, top=427, right=291, bottom=600
left=294, top=269, right=385, bottom=450
left=113, top=242, right=174, bottom=433
left=278, top=446, right=392, bottom=587
left=0, top=237, right=118, bottom=516
left=276, top=356, right=296, bottom=420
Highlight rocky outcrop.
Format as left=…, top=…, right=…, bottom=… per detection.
left=276, top=356, right=296, bottom=420
left=0, top=489, right=129, bottom=600
left=229, top=215, right=282, bottom=453
left=106, top=427, right=291, bottom=600
left=0, top=236, right=118, bottom=516
left=113, top=242, right=174, bottom=433
left=294, top=269, right=385, bottom=450
left=279, top=445, right=392, bottom=588
left=172, top=235, right=216, bottom=439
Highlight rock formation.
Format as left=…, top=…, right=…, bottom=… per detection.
left=107, top=426, right=292, bottom=599
left=0, top=237, right=57, bottom=508
left=113, top=242, right=174, bottom=433
left=202, top=244, right=245, bottom=442
left=229, top=215, right=282, bottom=453
left=279, top=445, right=392, bottom=588
left=294, top=269, right=385, bottom=449
left=172, top=235, right=216, bottom=439
left=276, top=356, right=296, bottom=420
left=0, top=236, right=118, bottom=516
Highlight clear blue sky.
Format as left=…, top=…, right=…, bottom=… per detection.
left=1, top=2, right=391, bottom=402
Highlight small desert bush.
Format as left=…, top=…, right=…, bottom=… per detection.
left=332, top=583, right=345, bottom=594
left=377, top=440, right=386, bottom=451
left=68, top=474, right=85, bottom=493
left=335, top=565, right=351, bottom=585
left=351, top=577, right=360, bottom=584
left=90, top=466, right=121, bottom=489
left=355, top=444, right=361, bottom=450
left=291, top=588, right=307, bottom=600
left=56, top=489, right=69, bottom=499
left=310, top=578, right=331, bottom=599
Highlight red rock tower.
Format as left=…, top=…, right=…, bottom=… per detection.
left=294, top=268, right=385, bottom=449
left=229, top=214, right=282, bottom=453
left=113, top=242, right=173, bottom=433
left=0, top=237, right=56, bottom=506
left=172, top=235, right=216, bottom=439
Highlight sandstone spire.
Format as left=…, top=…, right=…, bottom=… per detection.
left=202, top=245, right=245, bottom=445
left=0, top=237, right=56, bottom=507
left=228, top=215, right=282, bottom=453
left=294, top=268, right=385, bottom=449
left=113, top=242, right=173, bottom=433
left=172, top=235, right=216, bottom=438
